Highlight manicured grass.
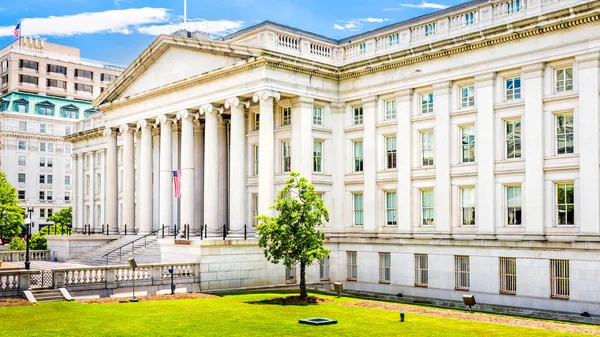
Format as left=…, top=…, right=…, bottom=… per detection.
left=0, top=291, right=595, bottom=337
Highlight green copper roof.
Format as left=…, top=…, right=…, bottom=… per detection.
left=0, top=92, right=98, bottom=120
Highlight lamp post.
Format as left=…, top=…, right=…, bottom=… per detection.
left=24, top=207, right=34, bottom=270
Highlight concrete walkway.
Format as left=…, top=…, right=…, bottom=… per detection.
left=11, top=261, right=91, bottom=270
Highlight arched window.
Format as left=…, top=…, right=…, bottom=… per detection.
left=36, top=101, right=55, bottom=116
left=61, top=104, right=80, bottom=119
left=13, top=98, right=29, bottom=113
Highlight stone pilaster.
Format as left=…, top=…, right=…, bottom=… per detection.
left=103, top=127, right=119, bottom=233
left=120, top=124, right=135, bottom=233
left=156, top=115, right=173, bottom=229
left=177, top=110, right=196, bottom=232
left=362, top=96, right=378, bottom=233
left=226, top=97, right=249, bottom=232
left=290, top=96, right=314, bottom=181
left=201, top=104, right=221, bottom=229
left=523, top=63, right=545, bottom=237
left=475, top=72, right=496, bottom=235
left=194, top=120, right=204, bottom=233
left=75, top=153, right=84, bottom=232
left=330, top=102, right=346, bottom=233
left=396, top=89, right=413, bottom=234
left=433, top=81, right=452, bottom=236
left=253, top=90, right=280, bottom=216
left=137, top=120, right=154, bottom=234
left=217, top=114, right=228, bottom=229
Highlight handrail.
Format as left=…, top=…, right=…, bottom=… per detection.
left=102, top=226, right=168, bottom=265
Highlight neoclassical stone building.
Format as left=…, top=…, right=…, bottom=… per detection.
left=68, top=0, right=600, bottom=313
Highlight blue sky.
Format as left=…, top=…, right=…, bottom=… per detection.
left=0, top=0, right=463, bottom=66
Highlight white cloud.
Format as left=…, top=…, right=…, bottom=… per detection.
left=333, top=17, right=389, bottom=31
left=384, top=1, right=449, bottom=10
left=0, top=8, right=169, bottom=37
left=138, top=20, right=244, bottom=36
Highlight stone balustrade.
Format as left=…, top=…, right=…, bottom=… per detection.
left=0, top=250, right=50, bottom=263
left=0, top=270, right=37, bottom=296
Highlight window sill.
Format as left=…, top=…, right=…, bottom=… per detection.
left=454, top=287, right=470, bottom=291
left=312, top=125, right=331, bottom=132
left=415, top=283, right=428, bottom=288
left=377, top=120, right=397, bottom=128
left=499, top=291, right=516, bottom=296
left=347, top=278, right=357, bottom=282
left=550, top=295, right=570, bottom=300
left=379, top=281, right=391, bottom=284
left=412, top=114, right=435, bottom=123
left=344, top=125, right=364, bottom=133
left=320, top=278, right=330, bottom=282
left=543, top=90, right=578, bottom=103
left=451, top=107, right=477, bottom=116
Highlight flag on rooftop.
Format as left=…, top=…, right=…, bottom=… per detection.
left=13, top=22, right=21, bottom=39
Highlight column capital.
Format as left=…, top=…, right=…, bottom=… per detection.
left=119, top=123, right=136, bottom=134
left=253, top=90, right=280, bottom=103
left=290, top=96, right=314, bottom=108
left=155, top=114, right=175, bottom=127
left=136, top=119, right=154, bottom=130
left=522, top=63, right=545, bottom=79
left=176, top=109, right=199, bottom=120
left=361, top=96, right=378, bottom=107
left=102, top=127, right=118, bottom=138
left=193, top=119, right=204, bottom=129
left=224, top=97, right=250, bottom=109
left=575, top=52, right=600, bottom=70
left=395, top=89, right=413, bottom=102
left=475, top=72, right=496, bottom=87
left=199, top=104, right=223, bottom=116
left=433, top=81, right=452, bottom=94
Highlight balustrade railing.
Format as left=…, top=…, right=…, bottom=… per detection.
left=276, top=34, right=301, bottom=51
left=309, top=43, right=333, bottom=58
left=0, top=272, right=19, bottom=291
left=0, top=250, right=50, bottom=263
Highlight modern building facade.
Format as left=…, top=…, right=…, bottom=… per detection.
left=0, top=39, right=122, bottom=230
left=68, top=0, right=600, bottom=313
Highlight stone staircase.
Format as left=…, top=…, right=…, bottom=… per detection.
left=68, top=235, right=163, bottom=266
left=29, top=289, right=66, bottom=302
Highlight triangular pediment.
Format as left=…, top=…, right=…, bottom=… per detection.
left=95, top=35, right=259, bottom=107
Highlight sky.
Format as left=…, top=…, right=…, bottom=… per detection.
left=0, top=0, right=465, bottom=67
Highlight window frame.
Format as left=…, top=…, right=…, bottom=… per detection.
left=353, top=107, right=364, bottom=125
left=18, top=173, right=26, bottom=183
left=461, top=125, right=476, bottom=163
left=421, top=131, right=434, bottom=167
left=313, top=140, right=323, bottom=173
left=385, top=136, right=397, bottom=169
left=313, top=106, right=323, bottom=125
left=353, top=140, right=364, bottom=172
left=556, top=182, right=575, bottom=226
left=461, top=187, right=476, bottom=226
left=281, top=141, right=291, bottom=173
left=460, top=85, right=475, bottom=108
left=555, top=113, right=574, bottom=155
left=379, top=252, right=391, bottom=284
left=281, top=106, right=291, bottom=126
left=254, top=113, right=260, bottom=131
left=319, top=256, right=330, bottom=281
left=555, top=67, right=573, bottom=93
left=506, top=185, right=522, bottom=226
left=421, top=189, right=434, bottom=226
left=414, top=254, right=429, bottom=287
left=17, top=190, right=26, bottom=200
left=353, top=193, right=364, bottom=226
left=499, top=257, right=517, bottom=295
left=347, top=251, right=358, bottom=281
left=421, top=93, right=434, bottom=114
left=505, top=76, right=521, bottom=101
left=253, top=145, right=259, bottom=176
left=385, top=192, right=397, bottom=226
left=384, top=100, right=396, bottom=120
left=550, top=259, right=570, bottom=299
left=454, top=255, right=470, bottom=291
left=505, top=119, right=522, bottom=159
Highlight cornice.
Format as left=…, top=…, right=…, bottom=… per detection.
left=0, top=130, right=65, bottom=141
left=64, top=127, right=103, bottom=142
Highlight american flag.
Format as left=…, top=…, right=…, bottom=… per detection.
left=13, top=23, right=20, bottom=39
left=172, top=170, right=181, bottom=198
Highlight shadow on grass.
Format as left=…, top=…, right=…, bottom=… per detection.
left=245, top=299, right=312, bottom=307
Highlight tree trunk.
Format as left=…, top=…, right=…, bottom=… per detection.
left=299, top=261, right=307, bottom=299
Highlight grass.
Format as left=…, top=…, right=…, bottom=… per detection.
left=0, top=291, right=596, bottom=337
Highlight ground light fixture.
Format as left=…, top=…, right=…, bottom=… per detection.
left=400, top=312, right=405, bottom=322
left=128, top=258, right=139, bottom=303
left=462, top=294, right=476, bottom=312
left=334, top=282, right=343, bottom=298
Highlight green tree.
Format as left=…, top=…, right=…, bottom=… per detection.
left=8, top=237, right=25, bottom=251
left=29, top=232, right=47, bottom=250
left=47, top=206, right=72, bottom=228
left=0, top=171, right=24, bottom=240
left=256, top=172, right=330, bottom=299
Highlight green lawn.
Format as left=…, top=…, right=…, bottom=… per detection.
left=0, top=292, right=596, bottom=337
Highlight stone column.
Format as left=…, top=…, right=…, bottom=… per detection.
left=362, top=96, right=378, bottom=233
left=171, top=122, right=181, bottom=227
left=76, top=154, right=84, bottom=232
left=137, top=120, right=153, bottom=234
left=523, top=63, right=545, bottom=237
left=120, top=124, right=135, bottom=233
left=90, top=151, right=96, bottom=230
left=253, top=90, right=280, bottom=216
left=396, top=90, right=412, bottom=234
left=156, top=115, right=173, bottom=229
left=194, top=121, right=205, bottom=232
left=104, top=127, right=119, bottom=234
left=226, top=97, right=249, bottom=232
left=433, top=81, right=452, bottom=236
left=291, top=96, right=314, bottom=180
left=152, top=128, right=160, bottom=231
left=201, top=104, right=220, bottom=229
left=177, top=110, right=196, bottom=232
left=218, top=116, right=228, bottom=229
left=475, top=73, right=496, bottom=235
left=576, top=52, right=600, bottom=235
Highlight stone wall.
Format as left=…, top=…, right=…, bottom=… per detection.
left=46, top=235, right=119, bottom=261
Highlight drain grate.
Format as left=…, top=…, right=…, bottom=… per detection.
left=298, top=318, right=338, bottom=326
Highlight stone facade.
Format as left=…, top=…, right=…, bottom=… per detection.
left=68, top=0, right=600, bottom=314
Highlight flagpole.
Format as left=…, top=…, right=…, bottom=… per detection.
left=19, top=20, right=22, bottom=48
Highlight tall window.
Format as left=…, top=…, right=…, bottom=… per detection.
left=386, top=192, right=397, bottom=226
left=415, top=254, right=429, bottom=287
left=47, top=175, right=53, bottom=184
left=454, top=256, right=470, bottom=290
left=282, top=107, right=291, bottom=126
left=506, top=120, right=521, bottom=159
left=65, top=176, right=71, bottom=185
left=347, top=251, right=358, bottom=280
left=19, top=122, right=27, bottom=131
left=385, top=100, right=396, bottom=120
left=253, top=145, right=259, bottom=175
left=499, top=257, right=517, bottom=295
left=507, top=186, right=522, bottom=225
left=320, top=256, right=330, bottom=280
left=421, top=131, right=434, bottom=166
left=353, top=107, right=363, bottom=125
left=18, top=141, right=26, bottom=150
left=555, top=67, right=573, bottom=93
left=18, top=173, right=26, bottom=183
left=65, top=191, right=71, bottom=202
left=313, top=106, right=323, bottom=125
left=251, top=193, right=259, bottom=226
left=46, top=191, right=53, bottom=201
left=460, top=85, right=475, bottom=108
left=550, top=259, right=569, bottom=299
left=353, top=194, right=364, bottom=226
left=18, top=156, right=26, bottom=166
left=505, top=77, right=521, bottom=100
left=40, top=209, right=45, bottom=218
left=379, top=253, right=391, bottom=283
left=353, top=141, right=363, bottom=172
left=254, top=113, right=260, bottom=131
left=40, top=124, right=46, bottom=134
left=18, top=190, right=25, bottom=200
left=385, top=137, right=396, bottom=169
left=281, top=141, right=291, bottom=173
left=313, top=141, right=323, bottom=172
left=556, top=113, right=573, bottom=155
left=461, top=126, right=475, bottom=163
left=422, top=189, right=434, bottom=225
left=557, top=182, right=574, bottom=225
left=461, top=187, right=475, bottom=226
left=421, top=93, right=434, bottom=114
